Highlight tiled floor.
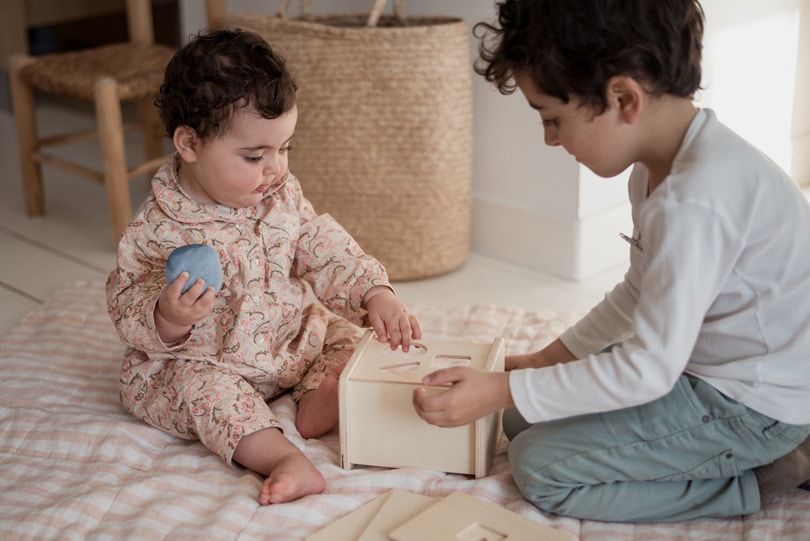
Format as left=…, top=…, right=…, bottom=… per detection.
left=0, top=100, right=627, bottom=336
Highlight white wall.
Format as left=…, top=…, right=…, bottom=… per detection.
left=701, top=0, right=803, bottom=178
left=180, top=0, right=807, bottom=281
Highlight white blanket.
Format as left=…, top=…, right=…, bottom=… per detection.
left=1, top=279, right=807, bottom=540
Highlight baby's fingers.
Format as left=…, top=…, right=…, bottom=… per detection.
left=409, top=315, right=422, bottom=340
left=167, top=272, right=191, bottom=298
left=368, top=313, right=389, bottom=344
left=387, top=325, right=404, bottom=351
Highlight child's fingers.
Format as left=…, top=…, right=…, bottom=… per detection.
left=167, top=272, right=191, bottom=296
left=387, top=325, right=403, bottom=351
left=409, top=315, right=423, bottom=340
left=191, top=287, right=217, bottom=315
left=181, top=278, right=207, bottom=301
left=197, top=285, right=217, bottom=303
left=397, top=323, right=409, bottom=352
left=368, top=313, right=389, bottom=343
left=421, top=367, right=463, bottom=387
left=412, top=387, right=453, bottom=427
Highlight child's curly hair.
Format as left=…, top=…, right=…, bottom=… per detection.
left=156, top=28, right=298, bottom=140
left=474, top=0, right=704, bottom=112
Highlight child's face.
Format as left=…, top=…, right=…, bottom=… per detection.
left=178, top=106, right=298, bottom=208
left=514, top=72, right=634, bottom=179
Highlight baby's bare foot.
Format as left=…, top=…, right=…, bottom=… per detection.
left=258, top=450, right=325, bottom=505
left=232, top=427, right=326, bottom=505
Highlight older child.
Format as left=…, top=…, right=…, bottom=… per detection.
left=107, top=29, right=421, bottom=506
left=413, top=0, right=810, bottom=522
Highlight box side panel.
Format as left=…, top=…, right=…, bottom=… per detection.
left=344, top=381, right=475, bottom=475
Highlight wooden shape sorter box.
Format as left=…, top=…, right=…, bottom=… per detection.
left=339, top=329, right=505, bottom=478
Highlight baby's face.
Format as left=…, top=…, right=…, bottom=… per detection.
left=178, top=105, right=298, bottom=208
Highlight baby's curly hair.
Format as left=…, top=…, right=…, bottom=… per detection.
left=474, top=0, right=704, bottom=112
left=156, top=28, right=297, bottom=140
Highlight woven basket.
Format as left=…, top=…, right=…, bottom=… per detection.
left=223, top=0, right=473, bottom=280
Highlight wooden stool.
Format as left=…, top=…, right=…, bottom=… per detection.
left=9, top=0, right=175, bottom=242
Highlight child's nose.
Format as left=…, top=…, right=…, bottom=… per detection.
left=263, top=156, right=279, bottom=175
left=543, top=130, right=560, bottom=147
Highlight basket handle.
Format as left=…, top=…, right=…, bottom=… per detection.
left=277, top=0, right=405, bottom=27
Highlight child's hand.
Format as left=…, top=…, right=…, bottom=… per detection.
left=412, top=367, right=514, bottom=427
left=363, top=286, right=422, bottom=351
left=155, top=272, right=216, bottom=344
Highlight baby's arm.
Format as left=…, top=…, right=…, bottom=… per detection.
left=155, top=272, right=216, bottom=344
left=363, top=286, right=422, bottom=351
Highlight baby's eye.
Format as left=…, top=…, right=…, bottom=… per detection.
left=280, top=145, right=294, bottom=154
left=245, top=155, right=263, bottom=163
left=541, top=118, right=558, bottom=128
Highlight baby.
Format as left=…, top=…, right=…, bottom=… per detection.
left=107, top=28, right=421, bottom=505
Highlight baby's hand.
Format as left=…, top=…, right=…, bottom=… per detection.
left=363, top=286, right=422, bottom=351
left=155, top=272, right=216, bottom=343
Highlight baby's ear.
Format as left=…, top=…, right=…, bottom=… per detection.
left=173, top=126, right=200, bottom=162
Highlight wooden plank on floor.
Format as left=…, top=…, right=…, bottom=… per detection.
left=0, top=230, right=108, bottom=303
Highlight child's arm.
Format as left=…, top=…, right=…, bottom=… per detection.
left=506, top=338, right=577, bottom=370
left=414, top=339, right=576, bottom=427
left=362, top=285, right=422, bottom=351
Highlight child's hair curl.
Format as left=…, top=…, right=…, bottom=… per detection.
left=474, top=0, right=704, bottom=112
left=156, top=28, right=298, bottom=140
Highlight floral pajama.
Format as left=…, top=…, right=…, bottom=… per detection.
left=120, top=310, right=362, bottom=463
left=108, top=154, right=389, bottom=465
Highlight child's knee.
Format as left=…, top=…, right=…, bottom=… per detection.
left=507, top=431, right=573, bottom=513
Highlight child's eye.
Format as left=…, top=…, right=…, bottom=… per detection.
left=541, top=118, right=558, bottom=128
left=280, top=145, right=294, bottom=154
left=245, top=155, right=263, bottom=163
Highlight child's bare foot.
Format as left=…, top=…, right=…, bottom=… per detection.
left=258, top=448, right=325, bottom=505
left=233, top=427, right=326, bottom=505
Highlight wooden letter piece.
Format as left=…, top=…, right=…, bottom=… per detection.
left=389, top=491, right=575, bottom=541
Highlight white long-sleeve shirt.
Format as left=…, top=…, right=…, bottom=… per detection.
left=510, top=109, right=810, bottom=425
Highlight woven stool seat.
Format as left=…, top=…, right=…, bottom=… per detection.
left=20, top=43, right=175, bottom=102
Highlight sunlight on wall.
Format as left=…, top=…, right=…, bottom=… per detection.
left=701, top=5, right=800, bottom=174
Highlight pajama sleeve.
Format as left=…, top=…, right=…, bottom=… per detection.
left=290, top=179, right=390, bottom=325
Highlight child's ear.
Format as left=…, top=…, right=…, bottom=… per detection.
left=606, top=76, right=644, bottom=124
left=173, top=126, right=200, bottom=162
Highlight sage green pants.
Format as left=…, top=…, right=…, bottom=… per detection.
left=504, top=375, right=810, bottom=522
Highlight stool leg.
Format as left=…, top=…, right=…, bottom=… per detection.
left=95, top=78, right=132, bottom=243
left=9, top=55, right=44, bottom=216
